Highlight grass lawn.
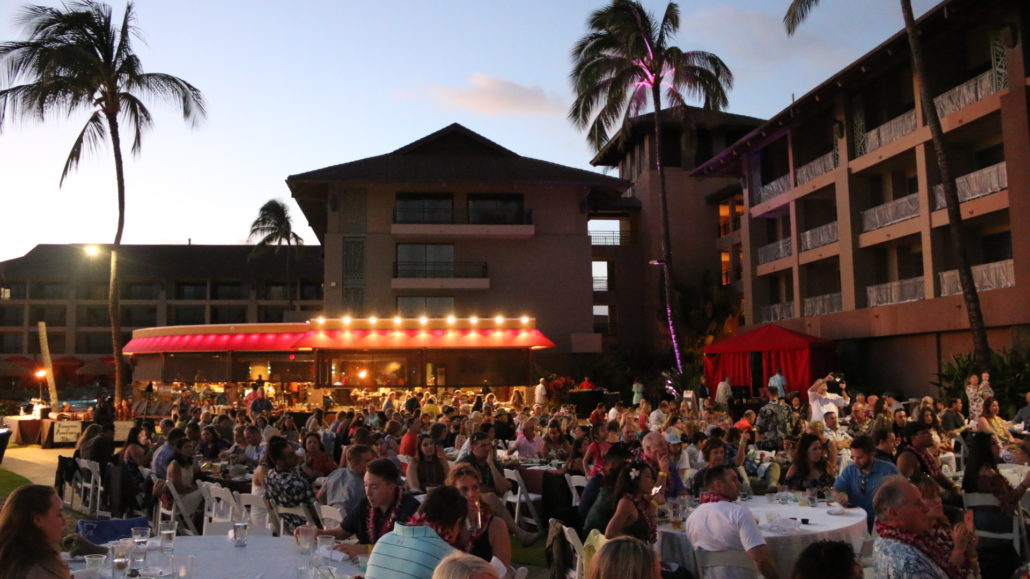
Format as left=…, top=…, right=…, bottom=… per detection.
left=0, top=468, right=31, bottom=499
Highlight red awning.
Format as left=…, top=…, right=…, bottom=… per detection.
left=123, top=328, right=554, bottom=354
left=123, top=332, right=308, bottom=355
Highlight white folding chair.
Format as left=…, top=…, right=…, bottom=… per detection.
left=562, top=524, right=585, bottom=579
left=565, top=474, right=587, bottom=507
left=76, top=459, right=111, bottom=518
left=201, top=482, right=238, bottom=535
left=694, top=548, right=758, bottom=578
left=266, top=498, right=318, bottom=536
left=151, top=474, right=199, bottom=536
left=512, top=567, right=528, bottom=579
left=318, top=504, right=343, bottom=528
left=503, top=468, right=542, bottom=532
left=233, top=492, right=272, bottom=536
left=963, top=492, right=1023, bottom=556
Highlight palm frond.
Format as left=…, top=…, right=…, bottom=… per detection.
left=118, top=92, right=153, bottom=154
left=784, top=0, right=820, bottom=36
left=132, top=72, right=206, bottom=125
left=61, top=109, right=106, bottom=185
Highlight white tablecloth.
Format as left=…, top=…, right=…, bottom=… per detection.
left=68, top=536, right=363, bottom=579
left=660, top=500, right=868, bottom=578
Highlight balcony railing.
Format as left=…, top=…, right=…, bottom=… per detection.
left=593, top=277, right=609, bottom=291
left=760, top=301, right=795, bottom=323
left=755, top=174, right=791, bottom=205
left=392, top=261, right=488, bottom=279
left=393, top=207, right=533, bottom=225
left=934, top=70, right=1001, bottom=119
left=800, top=222, right=838, bottom=252
left=864, top=109, right=916, bottom=153
left=803, top=292, right=843, bottom=317
left=861, top=193, right=920, bottom=232
left=795, top=151, right=838, bottom=186
left=939, top=259, right=1014, bottom=297
left=932, top=161, right=1007, bottom=210
left=757, top=237, right=792, bottom=265
left=589, top=231, right=632, bottom=246
left=866, top=277, right=924, bottom=308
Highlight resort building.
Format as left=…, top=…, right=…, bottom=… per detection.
left=691, top=0, right=1030, bottom=395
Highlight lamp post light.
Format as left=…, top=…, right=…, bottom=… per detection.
left=34, top=369, right=47, bottom=402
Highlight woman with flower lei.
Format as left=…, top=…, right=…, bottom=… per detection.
left=445, top=464, right=512, bottom=569
left=604, top=460, right=659, bottom=544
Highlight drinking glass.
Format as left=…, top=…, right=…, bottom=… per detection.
left=171, top=554, right=195, bottom=579
left=806, top=487, right=819, bottom=507
left=159, top=520, right=177, bottom=554
left=315, top=535, right=335, bottom=563
left=110, top=539, right=132, bottom=578
left=84, top=554, right=106, bottom=578
left=130, top=527, right=150, bottom=570
left=297, top=525, right=318, bottom=555
left=466, top=507, right=482, bottom=534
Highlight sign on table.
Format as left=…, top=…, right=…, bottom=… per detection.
left=53, top=421, right=82, bottom=444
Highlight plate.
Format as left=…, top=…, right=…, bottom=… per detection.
left=826, top=508, right=847, bottom=516
left=138, top=568, right=172, bottom=577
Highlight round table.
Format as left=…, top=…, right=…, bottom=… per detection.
left=660, top=499, right=868, bottom=578
left=68, top=536, right=363, bottom=579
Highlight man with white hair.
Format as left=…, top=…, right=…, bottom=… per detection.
left=807, top=373, right=849, bottom=424
left=641, top=431, right=684, bottom=497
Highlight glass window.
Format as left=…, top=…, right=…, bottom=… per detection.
left=0, top=282, right=26, bottom=299
left=77, top=281, right=108, bottom=300
left=211, top=306, right=247, bottom=324
left=0, top=333, right=23, bottom=354
left=258, top=306, right=287, bottom=323
left=395, top=193, right=453, bottom=224
left=77, top=306, right=109, bottom=327
left=467, top=193, right=525, bottom=225
left=593, top=305, right=613, bottom=336
left=212, top=282, right=246, bottom=300
left=123, top=282, right=158, bottom=300
left=30, top=306, right=67, bottom=326
left=77, top=332, right=111, bottom=355
left=121, top=306, right=157, bottom=327
left=263, top=283, right=289, bottom=300
left=300, top=282, right=323, bottom=300
left=169, top=306, right=205, bottom=325
left=32, top=282, right=67, bottom=300
left=28, top=332, right=64, bottom=354
left=174, top=282, right=207, bottom=300
left=0, top=306, right=24, bottom=327
left=396, top=297, right=454, bottom=317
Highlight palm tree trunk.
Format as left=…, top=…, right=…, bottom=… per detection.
left=286, top=239, right=294, bottom=310
left=651, top=85, right=685, bottom=375
left=106, top=115, right=126, bottom=403
left=899, top=0, right=991, bottom=371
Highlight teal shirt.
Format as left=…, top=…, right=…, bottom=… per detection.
left=365, top=524, right=456, bottom=579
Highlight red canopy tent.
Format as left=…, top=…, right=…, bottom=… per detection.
left=703, top=324, right=835, bottom=397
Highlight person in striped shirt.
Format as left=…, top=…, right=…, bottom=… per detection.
left=365, top=486, right=468, bottom=579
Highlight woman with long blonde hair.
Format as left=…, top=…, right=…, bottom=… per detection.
left=0, top=484, right=69, bottom=579
left=587, top=536, right=660, bottom=579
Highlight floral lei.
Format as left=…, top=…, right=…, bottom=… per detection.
left=700, top=492, right=732, bottom=504
left=629, top=495, right=657, bottom=544
left=875, top=520, right=967, bottom=579
left=407, top=512, right=464, bottom=549
left=367, top=486, right=404, bottom=544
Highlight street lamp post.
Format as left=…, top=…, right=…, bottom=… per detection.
left=34, top=369, right=46, bottom=402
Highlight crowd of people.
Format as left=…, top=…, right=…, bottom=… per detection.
left=2, top=369, right=1030, bottom=578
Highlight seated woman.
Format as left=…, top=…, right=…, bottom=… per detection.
left=408, top=435, right=451, bottom=493
left=782, top=433, right=835, bottom=491
left=445, top=464, right=511, bottom=569
left=542, top=420, right=571, bottom=460
left=976, top=396, right=1014, bottom=445
left=604, top=460, right=658, bottom=545
left=120, top=426, right=154, bottom=469
left=583, top=423, right=611, bottom=477
left=589, top=536, right=660, bottom=579
left=687, top=437, right=728, bottom=496
left=564, top=437, right=588, bottom=476
left=300, top=432, right=335, bottom=480
left=962, top=431, right=1030, bottom=536
left=165, top=437, right=204, bottom=524
left=197, top=425, right=231, bottom=460
left=0, top=484, right=69, bottom=579
left=583, top=461, right=627, bottom=538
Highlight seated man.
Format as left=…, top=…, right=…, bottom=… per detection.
left=873, top=428, right=898, bottom=464
left=365, top=486, right=465, bottom=579
left=318, top=444, right=373, bottom=514
left=832, top=435, right=898, bottom=528
left=684, top=465, right=779, bottom=579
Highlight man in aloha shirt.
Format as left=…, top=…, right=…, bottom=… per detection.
left=755, top=388, right=791, bottom=451
left=264, top=436, right=317, bottom=534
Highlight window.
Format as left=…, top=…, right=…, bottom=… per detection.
left=212, top=282, right=246, bottom=300
left=77, top=332, right=111, bottom=355
left=395, top=244, right=454, bottom=278
left=1, top=283, right=26, bottom=299
left=593, top=305, right=613, bottom=336
left=395, top=193, right=453, bottom=224
left=77, top=282, right=108, bottom=300
left=592, top=261, right=609, bottom=291
left=77, top=306, right=109, bottom=327
left=467, top=194, right=526, bottom=225
left=0, top=333, right=22, bottom=354
left=121, top=307, right=157, bottom=327
left=721, top=251, right=732, bottom=286
left=169, top=306, right=205, bottom=325
left=258, top=306, right=287, bottom=323
left=299, top=282, right=323, bottom=300
left=30, top=306, right=67, bottom=326
left=396, top=297, right=454, bottom=317
left=211, top=306, right=247, bottom=324
left=123, top=282, right=158, bottom=300
left=174, top=282, right=207, bottom=300
left=28, top=332, right=64, bottom=355
left=262, top=283, right=289, bottom=300
left=32, top=282, right=66, bottom=300
left=0, top=306, right=24, bottom=327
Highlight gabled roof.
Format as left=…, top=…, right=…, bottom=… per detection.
left=704, top=324, right=834, bottom=354
left=287, top=123, right=631, bottom=241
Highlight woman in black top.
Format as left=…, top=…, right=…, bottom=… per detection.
left=446, top=464, right=510, bottom=569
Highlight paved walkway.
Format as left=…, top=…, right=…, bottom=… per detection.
left=0, top=445, right=65, bottom=485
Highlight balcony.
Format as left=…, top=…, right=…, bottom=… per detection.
left=803, top=292, right=843, bottom=317
left=758, top=237, right=792, bottom=265
left=593, top=277, right=609, bottom=292
left=800, top=222, right=838, bottom=252
left=863, top=109, right=916, bottom=154
left=755, top=174, right=791, bottom=205
left=760, top=301, right=795, bottom=323
left=796, top=151, right=838, bottom=186
left=861, top=193, right=919, bottom=232
left=934, top=70, right=1001, bottom=119
left=391, top=261, right=489, bottom=290
left=866, top=276, right=924, bottom=307
left=932, top=161, right=1007, bottom=210
left=589, top=231, right=632, bottom=246
left=391, top=208, right=534, bottom=238
left=938, top=259, right=1014, bottom=297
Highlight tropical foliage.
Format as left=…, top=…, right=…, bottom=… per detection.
left=936, top=348, right=1030, bottom=416
left=248, top=199, right=304, bottom=309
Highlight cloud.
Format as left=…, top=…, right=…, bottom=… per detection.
left=412, top=73, right=566, bottom=116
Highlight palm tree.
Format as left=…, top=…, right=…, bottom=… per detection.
left=570, top=0, right=733, bottom=374
left=784, top=0, right=991, bottom=371
left=248, top=199, right=305, bottom=310
left=0, top=1, right=206, bottom=403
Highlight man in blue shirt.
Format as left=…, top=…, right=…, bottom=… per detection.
left=833, top=434, right=899, bottom=529
left=1013, top=392, right=1030, bottom=430
left=150, top=428, right=185, bottom=478
left=767, top=369, right=787, bottom=399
